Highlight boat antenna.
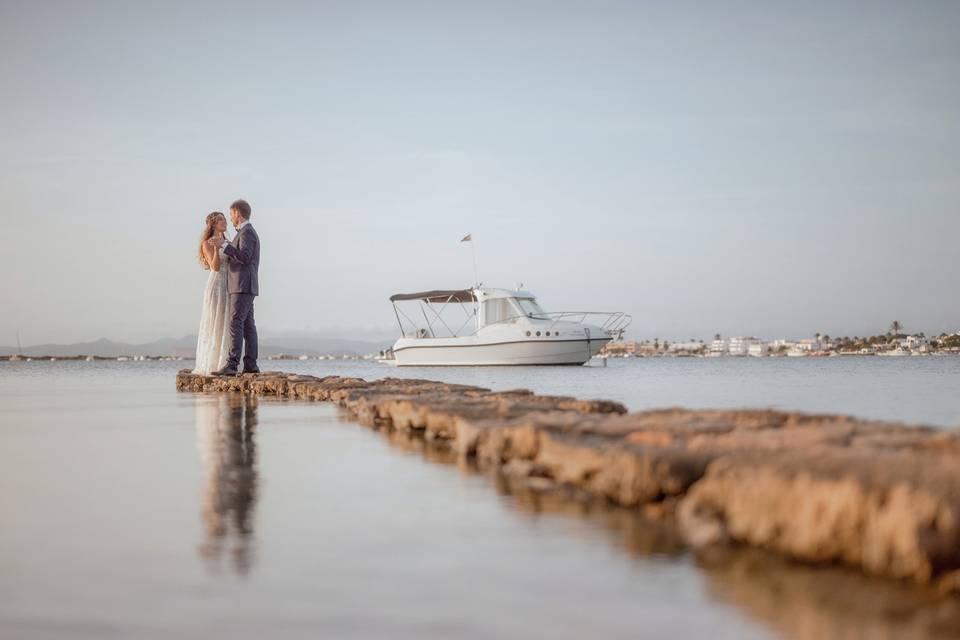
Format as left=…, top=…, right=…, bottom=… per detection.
left=16, top=330, right=22, bottom=357
left=460, top=233, right=479, bottom=287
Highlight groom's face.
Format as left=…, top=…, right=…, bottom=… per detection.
left=229, top=209, right=242, bottom=228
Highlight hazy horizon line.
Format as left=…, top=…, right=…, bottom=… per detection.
left=6, top=323, right=959, bottom=351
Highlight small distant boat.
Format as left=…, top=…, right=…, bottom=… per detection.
left=879, top=348, right=911, bottom=357
left=10, top=331, right=24, bottom=361
left=388, top=287, right=631, bottom=366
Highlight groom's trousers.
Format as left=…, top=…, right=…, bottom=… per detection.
left=226, top=293, right=258, bottom=371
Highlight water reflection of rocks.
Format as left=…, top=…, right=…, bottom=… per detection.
left=698, top=547, right=960, bottom=640
left=381, top=425, right=960, bottom=640
left=195, top=395, right=259, bottom=575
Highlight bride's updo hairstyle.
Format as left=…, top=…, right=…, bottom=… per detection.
left=198, top=211, right=225, bottom=270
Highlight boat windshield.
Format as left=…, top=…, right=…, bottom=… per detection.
left=516, top=298, right=545, bottom=316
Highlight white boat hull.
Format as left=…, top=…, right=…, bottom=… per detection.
left=393, top=336, right=611, bottom=366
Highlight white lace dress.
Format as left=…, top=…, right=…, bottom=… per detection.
left=192, top=248, right=231, bottom=375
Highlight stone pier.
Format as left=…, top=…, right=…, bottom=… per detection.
left=176, top=370, right=960, bottom=594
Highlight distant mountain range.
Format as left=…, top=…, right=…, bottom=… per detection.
left=0, top=335, right=393, bottom=358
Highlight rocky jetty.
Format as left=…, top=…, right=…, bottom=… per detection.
left=177, top=370, right=960, bottom=594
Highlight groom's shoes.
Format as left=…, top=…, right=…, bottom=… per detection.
left=241, top=367, right=260, bottom=374
left=211, top=366, right=238, bottom=377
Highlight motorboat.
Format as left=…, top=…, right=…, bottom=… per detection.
left=388, top=287, right=631, bottom=366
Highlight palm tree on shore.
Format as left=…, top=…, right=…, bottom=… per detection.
left=889, top=320, right=903, bottom=336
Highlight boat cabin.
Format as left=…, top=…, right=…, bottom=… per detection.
left=476, top=288, right=545, bottom=327
left=389, top=287, right=545, bottom=338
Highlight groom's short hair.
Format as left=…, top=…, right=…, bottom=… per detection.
left=231, top=199, right=252, bottom=219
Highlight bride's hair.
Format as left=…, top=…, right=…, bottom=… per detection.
left=198, top=211, right=225, bottom=270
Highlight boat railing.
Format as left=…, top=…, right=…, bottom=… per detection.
left=392, top=296, right=477, bottom=339
left=488, top=311, right=632, bottom=339
left=543, top=311, right=632, bottom=338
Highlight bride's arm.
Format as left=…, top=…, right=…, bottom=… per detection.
left=210, top=236, right=227, bottom=271
left=211, top=240, right=221, bottom=272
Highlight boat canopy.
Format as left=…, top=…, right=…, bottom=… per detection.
left=389, top=289, right=476, bottom=303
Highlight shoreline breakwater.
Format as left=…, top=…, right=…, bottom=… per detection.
left=176, top=370, right=960, bottom=595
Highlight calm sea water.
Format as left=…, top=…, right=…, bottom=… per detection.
left=300, top=355, right=960, bottom=427
left=2, top=358, right=959, bottom=639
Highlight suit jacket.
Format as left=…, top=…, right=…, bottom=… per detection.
left=223, top=223, right=260, bottom=295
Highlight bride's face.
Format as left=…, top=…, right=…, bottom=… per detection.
left=214, top=215, right=227, bottom=234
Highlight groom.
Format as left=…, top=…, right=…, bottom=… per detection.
left=213, top=199, right=260, bottom=376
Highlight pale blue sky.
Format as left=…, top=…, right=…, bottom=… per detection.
left=1, top=0, right=958, bottom=344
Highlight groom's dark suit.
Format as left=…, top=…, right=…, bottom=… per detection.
left=222, top=221, right=260, bottom=372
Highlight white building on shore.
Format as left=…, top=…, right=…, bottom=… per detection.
left=709, top=337, right=729, bottom=356
left=728, top=336, right=765, bottom=357
left=898, top=335, right=929, bottom=351
left=668, top=341, right=705, bottom=354
left=770, top=339, right=792, bottom=352
left=768, top=335, right=825, bottom=356
left=748, top=342, right=769, bottom=357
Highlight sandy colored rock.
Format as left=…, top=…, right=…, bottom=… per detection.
left=677, top=449, right=960, bottom=585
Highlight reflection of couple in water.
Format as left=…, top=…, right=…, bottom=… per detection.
left=195, top=394, right=258, bottom=575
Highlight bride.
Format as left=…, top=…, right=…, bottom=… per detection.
left=192, top=212, right=231, bottom=375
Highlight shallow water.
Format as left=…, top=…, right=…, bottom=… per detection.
left=2, top=359, right=959, bottom=639
left=323, top=355, right=960, bottom=427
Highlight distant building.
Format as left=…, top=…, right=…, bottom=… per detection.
left=709, top=337, right=729, bottom=356
left=899, top=335, right=929, bottom=350
left=789, top=336, right=825, bottom=352
left=748, top=342, right=769, bottom=357
left=668, top=341, right=704, bottom=353
left=603, top=341, right=644, bottom=356
left=728, top=336, right=764, bottom=357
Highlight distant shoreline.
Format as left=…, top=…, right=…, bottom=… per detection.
left=3, top=352, right=959, bottom=363
left=600, top=351, right=960, bottom=359
left=0, top=353, right=383, bottom=362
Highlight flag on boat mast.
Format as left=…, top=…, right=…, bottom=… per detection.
left=461, top=233, right=478, bottom=286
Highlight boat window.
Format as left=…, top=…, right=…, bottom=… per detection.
left=517, top=298, right=545, bottom=316
left=483, top=298, right=516, bottom=325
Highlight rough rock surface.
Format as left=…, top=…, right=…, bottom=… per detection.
left=176, top=370, right=960, bottom=592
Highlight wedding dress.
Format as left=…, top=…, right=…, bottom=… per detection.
left=192, top=248, right=231, bottom=375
